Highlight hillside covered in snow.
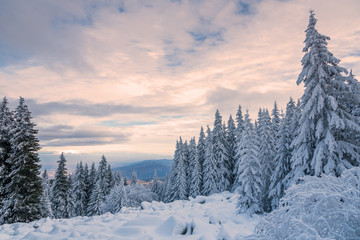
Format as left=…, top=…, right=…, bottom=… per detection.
left=0, top=192, right=260, bottom=240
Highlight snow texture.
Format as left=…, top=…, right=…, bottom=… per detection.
left=252, top=167, right=360, bottom=240
left=0, top=192, right=260, bottom=240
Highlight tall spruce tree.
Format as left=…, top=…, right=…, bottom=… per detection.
left=202, top=126, right=218, bottom=195
left=73, top=162, right=87, bottom=216
left=151, top=170, right=161, bottom=197
left=87, top=181, right=103, bottom=216
left=131, top=171, right=138, bottom=185
left=40, top=170, right=53, bottom=218
left=0, top=97, right=43, bottom=224
left=212, top=110, right=230, bottom=192
left=51, top=153, right=72, bottom=219
left=227, top=115, right=237, bottom=187
left=269, top=98, right=296, bottom=210
left=66, top=175, right=75, bottom=218
left=197, top=127, right=206, bottom=191
left=190, top=137, right=202, bottom=198
left=97, top=155, right=111, bottom=196
left=289, top=10, right=360, bottom=183
left=233, top=105, right=245, bottom=192
left=104, top=178, right=127, bottom=214
left=236, top=110, right=262, bottom=216
left=271, top=101, right=281, bottom=138
left=164, top=140, right=180, bottom=202
left=176, top=137, right=189, bottom=200
left=0, top=97, right=13, bottom=219
left=257, top=108, right=276, bottom=212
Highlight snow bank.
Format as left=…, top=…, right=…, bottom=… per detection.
left=0, top=192, right=260, bottom=239
left=251, top=167, right=360, bottom=240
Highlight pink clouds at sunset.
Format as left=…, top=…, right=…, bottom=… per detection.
left=1, top=0, right=360, bottom=171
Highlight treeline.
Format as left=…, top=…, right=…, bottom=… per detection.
left=43, top=154, right=157, bottom=219
left=0, top=97, right=158, bottom=224
left=156, top=10, right=360, bottom=216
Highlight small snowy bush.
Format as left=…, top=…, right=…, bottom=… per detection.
left=125, top=184, right=158, bottom=207
left=252, top=167, right=360, bottom=240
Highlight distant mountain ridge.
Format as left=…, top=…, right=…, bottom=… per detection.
left=112, top=159, right=172, bottom=181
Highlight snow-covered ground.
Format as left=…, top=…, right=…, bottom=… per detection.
left=0, top=192, right=260, bottom=240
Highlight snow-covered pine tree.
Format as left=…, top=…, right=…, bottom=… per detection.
left=227, top=115, right=237, bottom=188
left=197, top=126, right=206, bottom=191
left=212, top=110, right=230, bottom=192
left=236, top=110, right=262, bottom=216
left=202, top=126, right=218, bottom=196
left=73, top=162, right=87, bottom=216
left=51, top=153, right=72, bottom=219
left=83, top=163, right=90, bottom=212
left=165, top=140, right=180, bottom=202
left=87, top=181, right=103, bottom=216
left=1, top=97, right=43, bottom=224
left=176, top=137, right=189, bottom=200
left=182, top=139, right=190, bottom=196
left=112, top=171, right=122, bottom=187
left=107, top=164, right=114, bottom=190
left=257, top=108, right=276, bottom=212
left=0, top=97, right=13, bottom=219
left=271, top=101, right=281, bottom=138
left=40, top=170, right=53, bottom=218
left=85, top=162, right=96, bottom=215
left=190, top=137, right=202, bottom=198
left=269, top=98, right=296, bottom=210
left=104, top=178, right=127, bottom=214
left=151, top=170, right=161, bottom=197
left=232, top=105, right=244, bottom=192
left=131, top=171, right=138, bottom=185
left=288, top=10, right=360, bottom=183
left=235, top=105, right=244, bottom=135
left=97, top=155, right=111, bottom=196
left=66, top=175, right=75, bottom=218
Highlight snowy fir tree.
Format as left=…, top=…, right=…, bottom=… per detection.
left=212, top=110, right=231, bottom=192
left=112, top=171, right=122, bottom=187
left=236, top=110, right=262, bottom=216
left=190, top=137, right=202, bottom=198
left=176, top=137, right=189, bottom=200
left=73, top=162, right=87, bottom=216
left=104, top=178, right=127, bottom=214
left=232, top=105, right=245, bottom=192
left=66, top=175, right=75, bottom=218
left=0, top=97, right=43, bottom=224
left=0, top=97, right=13, bottom=218
left=164, top=140, right=180, bottom=202
left=288, top=10, right=360, bottom=183
left=97, top=155, right=111, bottom=197
left=40, top=170, right=53, bottom=218
left=196, top=126, right=206, bottom=191
left=202, top=126, right=218, bottom=195
left=131, top=171, right=138, bottom=185
left=269, top=98, right=296, bottom=210
left=51, top=153, right=72, bottom=219
left=227, top=115, right=237, bottom=187
left=271, top=101, right=281, bottom=138
left=87, top=181, right=103, bottom=216
left=151, top=170, right=161, bottom=197
left=83, top=163, right=90, bottom=212
left=107, top=164, right=114, bottom=190
left=257, top=108, right=276, bottom=212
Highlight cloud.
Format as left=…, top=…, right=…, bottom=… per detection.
left=1, top=0, right=360, bottom=164
left=24, top=98, right=189, bottom=117
left=38, top=124, right=130, bottom=147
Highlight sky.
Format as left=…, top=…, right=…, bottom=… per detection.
left=1, top=0, right=360, bottom=173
